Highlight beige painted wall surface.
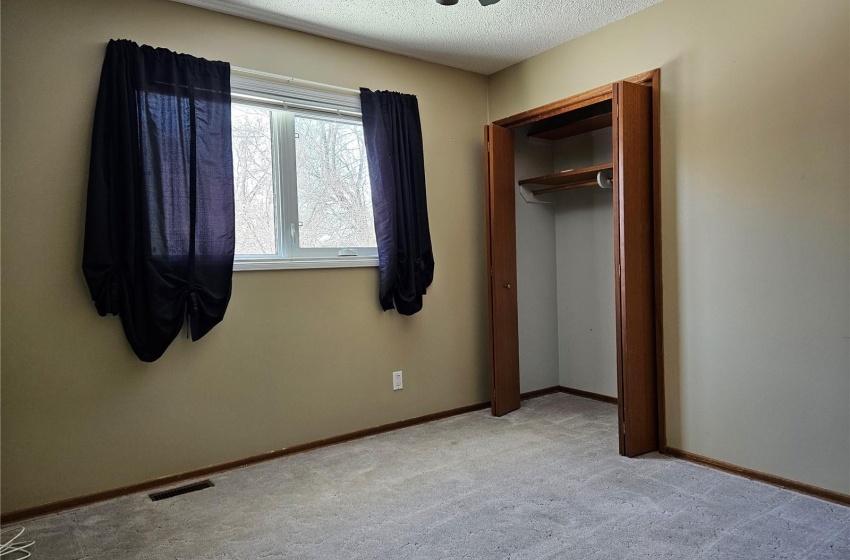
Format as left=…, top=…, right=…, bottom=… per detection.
left=490, top=0, right=850, bottom=493
left=0, top=0, right=489, bottom=512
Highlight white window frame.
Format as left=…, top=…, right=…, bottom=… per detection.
left=230, top=68, right=378, bottom=271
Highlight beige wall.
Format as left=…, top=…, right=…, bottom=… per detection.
left=490, top=0, right=850, bottom=493
left=0, top=0, right=489, bottom=512
left=3, top=0, right=848, bottom=515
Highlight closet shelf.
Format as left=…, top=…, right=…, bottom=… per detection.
left=518, top=163, right=613, bottom=195
left=528, top=113, right=612, bottom=141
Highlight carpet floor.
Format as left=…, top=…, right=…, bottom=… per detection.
left=16, top=394, right=850, bottom=559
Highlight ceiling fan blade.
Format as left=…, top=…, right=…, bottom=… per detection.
left=478, top=0, right=501, bottom=5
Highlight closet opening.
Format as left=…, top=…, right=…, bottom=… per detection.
left=516, top=115, right=618, bottom=404
left=484, top=69, right=663, bottom=457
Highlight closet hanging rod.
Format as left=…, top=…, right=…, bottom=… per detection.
left=519, top=163, right=612, bottom=189
left=532, top=180, right=599, bottom=196
left=518, top=169, right=613, bottom=203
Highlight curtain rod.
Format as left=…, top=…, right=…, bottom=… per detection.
left=230, top=66, right=361, bottom=96
left=231, top=92, right=361, bottom=118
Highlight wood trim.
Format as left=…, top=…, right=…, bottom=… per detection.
left=1, top=387, right=573, bottom=524
left=495, top=87, right=611, bottom=129
left=528, top=112, right=612, bottom=141
left=0, top=400, right=491, bottom=524
left=614, top=80, right=657, bottom=458
left=649, top=69, right=666, bottom=452
left=612, top=81, right=626, bottom=455
left=612, top=83, right=626, bottom=455
left=519, top=386, right=562, bottom=400
left=664, top=447, right=850, bottom=507
left=484, top=125, right=496, bottom=410
left=493, top=70, right=656, bottom=129
left=558, top=385, right=618, bottom=405
left=486, top=124, right=520, bottom=417
left=518, top=163, right=613, bottom=189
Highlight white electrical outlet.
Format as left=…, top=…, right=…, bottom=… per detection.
left=392, top=371, right=403, bottom=391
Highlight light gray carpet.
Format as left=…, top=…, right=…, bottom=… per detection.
left=15, top=394, right=850, bottom=559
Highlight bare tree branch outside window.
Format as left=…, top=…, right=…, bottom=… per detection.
left=294, top=115, right=376, bottom=249
left=231, top=104, right=276, bottom=255
left=231, top=104, right=376, bottom=259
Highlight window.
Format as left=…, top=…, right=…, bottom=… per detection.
left=230, top=70, right=377, bottom=270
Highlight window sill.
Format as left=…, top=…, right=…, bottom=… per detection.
left=234, top=256, right=378, bottom=271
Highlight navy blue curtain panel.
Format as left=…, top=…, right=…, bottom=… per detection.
left=83, top=40, right=234, bottom=362
left=359, top=89, right=434, bottom=316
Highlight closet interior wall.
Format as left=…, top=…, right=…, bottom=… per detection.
left=553, top=129, right=617, bottom=398
left=514, top=125, right=559, bottom=393
left=514, top=124, right=617, bottom=397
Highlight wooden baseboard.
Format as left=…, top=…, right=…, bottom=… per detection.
left=519, top=386, right=562, bottom=400
left=3, top=388, right=573, bottom=523
left=1, top=399, right=494, bottom=524
left=23, top=390, right=841, bottom=524
left=558, top=385, right=618, bottom=405
left=664, top=447, right=850, bottom=507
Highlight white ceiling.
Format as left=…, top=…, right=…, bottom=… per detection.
left=173, top=0, right=662, bottom=75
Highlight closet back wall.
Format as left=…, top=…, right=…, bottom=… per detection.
left=0, top=0, right=489, bottom=513
left=489, top=0, right=850, bottom=494
left=554, top=130, right=617, bottom=398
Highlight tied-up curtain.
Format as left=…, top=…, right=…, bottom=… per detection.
left=359, top=89, right=434, bottom=316
left=83, top=39, right=234, bottom=362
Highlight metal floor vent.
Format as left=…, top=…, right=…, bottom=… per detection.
left=149, top=480, right=214, bottom=502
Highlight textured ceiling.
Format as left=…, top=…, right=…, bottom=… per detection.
left=172, top=0, right=663, bottom=75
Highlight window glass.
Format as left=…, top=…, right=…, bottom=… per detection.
left=228, top=82, right=377, bottom=271
left=294, top=114, right=376, bottom=249
left=231, top=104, right=276, bottom=255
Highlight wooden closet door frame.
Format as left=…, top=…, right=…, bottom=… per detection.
left=485, top=124, right=521, bottom=417
left=488, top=68, right=665, bottom=451
left=614, top=79, right=657, bottom=456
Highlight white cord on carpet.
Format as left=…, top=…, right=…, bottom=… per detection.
left=0, top=527, right=34, bottom=559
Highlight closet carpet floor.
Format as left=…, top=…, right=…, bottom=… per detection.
left=20, top=394, right=850, bottom=559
